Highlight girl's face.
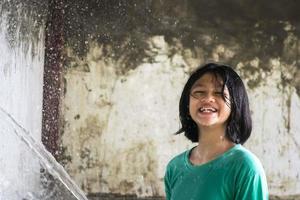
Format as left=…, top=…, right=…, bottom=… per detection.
left=189, top=73, right=231, bottom=130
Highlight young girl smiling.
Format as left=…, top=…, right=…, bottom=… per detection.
left=164, top=63, right=268, bottom=200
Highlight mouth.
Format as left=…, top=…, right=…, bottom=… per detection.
left=199, top=107, right=217, bottom=113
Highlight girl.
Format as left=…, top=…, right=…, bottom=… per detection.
left=164, top=63, right=268, bottom=200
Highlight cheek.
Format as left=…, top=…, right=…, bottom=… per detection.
left=224, top=104, right=231, bottom=117
left=189, top=99, right=198, bottom=113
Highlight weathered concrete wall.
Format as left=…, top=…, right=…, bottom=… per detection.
left=62, top=38, right=189, bottom=196
left=0, top=0, right=47, bottom=198
left=59, top=0, right=300, bottom=198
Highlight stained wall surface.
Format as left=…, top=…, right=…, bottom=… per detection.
left=59, top=1, right=300, bottom=198
left=0, top=0, right=47, bottom=198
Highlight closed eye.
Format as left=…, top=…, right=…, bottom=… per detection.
left=194, top=91, right=205, bottom=94
left=191, top=90, right=205, bottom=98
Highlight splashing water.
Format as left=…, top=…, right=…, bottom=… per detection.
left=0, top=106, right=89, bottom=200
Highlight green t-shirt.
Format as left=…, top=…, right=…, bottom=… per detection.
left=164, top=144, right=268, bottom=200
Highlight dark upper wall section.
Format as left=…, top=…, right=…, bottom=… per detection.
left=63, top=0, right=300, bottom=33
left=64, top=0, right=300, bottom=58
left=63, top=0, right=300, bottom=94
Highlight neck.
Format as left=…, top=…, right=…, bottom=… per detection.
left=191, top=125, right=235, bottom=165
left=198, top=125, right=230, bottom=149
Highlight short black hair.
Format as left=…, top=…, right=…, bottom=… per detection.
left=176, top=62, right=252, bottom=144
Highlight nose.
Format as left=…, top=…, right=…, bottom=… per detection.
left=200, top=93, right=215, bottom=103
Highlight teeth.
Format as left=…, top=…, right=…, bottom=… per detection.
left=200, top=107, right=217, bottom=112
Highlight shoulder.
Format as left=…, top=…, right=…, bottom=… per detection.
left=231, top=145, right=269, bottom=198
left=166, top=149, right=188, bottom=170
left=231, top=145, right=265, bottom=173
left=228, top=145, right=267, bottom=187
left=165, top=148, right=191, bottom=178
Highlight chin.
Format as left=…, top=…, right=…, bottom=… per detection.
left=200, top=124, right=215, bottom=128
left=197, top=121, right=217, bottom=127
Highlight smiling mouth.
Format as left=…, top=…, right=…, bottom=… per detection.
left=199, top=107, right=217, bottom=113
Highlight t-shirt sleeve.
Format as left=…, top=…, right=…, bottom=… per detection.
left=234, top=169, right=269, bottom=200
left=164, top=164, right=172, bottom=200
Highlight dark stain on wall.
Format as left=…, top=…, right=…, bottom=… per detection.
left=0, top=0, right=48, bottom=54
left=62, top=0, right=300, bottom=95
